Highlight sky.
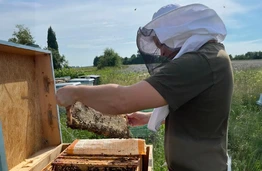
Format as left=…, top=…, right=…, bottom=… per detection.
left=0, top=0, right=261, bottom=66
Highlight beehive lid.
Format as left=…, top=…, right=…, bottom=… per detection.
left=0, top=40, right=62, bottom=170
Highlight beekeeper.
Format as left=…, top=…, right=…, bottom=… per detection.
left=56, top=3, right=233, bottom=171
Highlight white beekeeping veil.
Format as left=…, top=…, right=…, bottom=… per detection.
left=136, top=3, right=227, bottom=131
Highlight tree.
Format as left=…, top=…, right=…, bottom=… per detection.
left=45, top=48, right=68, bottom=69
left=8, top=24, right=38, bottom=47
left=97, top=48, right=122, bottom=69
left=93, top=56, right=100, bottom=66
left=47, top=26, right=59, bottom=51
left=122, top=57, right=130, bottom=65
left=46, top=26, right=68, bottom=69
left=121, top=52, right=145, bottom=65
left=232, top=51, right=262, bottom=60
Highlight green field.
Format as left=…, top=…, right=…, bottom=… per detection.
left=57, top=63, right=262, bottom=171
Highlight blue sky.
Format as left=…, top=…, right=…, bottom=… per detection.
left=0, top=0, right=261, bottom=66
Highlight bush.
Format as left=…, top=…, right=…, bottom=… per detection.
left=97, top=48, right=122, bottom=69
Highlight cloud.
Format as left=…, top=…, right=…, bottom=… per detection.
left=224, top=19, right=245, bottom=29
left=67, top=44, right=104, bottom=49
left=123, top=41, right=136, bottom=45
left=66, top=36, right=125, bottom=49
left=7, top=1, right=42, bottom=8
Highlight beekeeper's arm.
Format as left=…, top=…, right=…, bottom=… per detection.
left=56, top=81, right=167, bottom=115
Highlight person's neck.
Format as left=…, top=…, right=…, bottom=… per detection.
left=167, top=49, right=180, bottom=59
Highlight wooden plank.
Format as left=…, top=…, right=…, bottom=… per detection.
left=10, top=144, right=63, bottom=171
left=42, top=165, right=52, bottom=171
left=41, top=144, right=70, bottom=171
left=136, top=156, right=142, bottom=171
left=147, top=145, right=153, bottom=171
left=35, top=54, right=61, bottom=146
left=0, top=52, right=44, bottom=169
left=55, top=155, right=140, bottom=160
left=66, top=139, right=146, bottom=156
left=0, top=40, right=50, bottom=56
left=53, top=158, right=140, bottom=166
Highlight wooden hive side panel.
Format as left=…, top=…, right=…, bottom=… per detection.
left=0, top=52, right=43, bottom=169
left=0, top=49, right=61, bottom=170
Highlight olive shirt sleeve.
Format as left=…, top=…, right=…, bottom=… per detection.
left=144, top=53, right=214, bottom=111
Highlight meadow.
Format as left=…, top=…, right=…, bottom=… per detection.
left=56, top=60, right=262, bottom=171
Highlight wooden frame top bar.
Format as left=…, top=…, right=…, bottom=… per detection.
left=0, top=40, right=51, bottom=56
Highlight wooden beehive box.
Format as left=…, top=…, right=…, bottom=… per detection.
left=0, top=40, right=63, bottom=171
left=0, top=40, right=153, bottom=171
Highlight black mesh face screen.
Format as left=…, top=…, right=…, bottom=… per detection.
left=137, top=27, right=172, bottom=75
left=139, top=50, right=171, bottom=75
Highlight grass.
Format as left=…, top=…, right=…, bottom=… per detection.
left=55, top=66, right=149, bottom=86
left=228, top=69, right=262, bottom=171
left=56, top=64, right=262, bottom=171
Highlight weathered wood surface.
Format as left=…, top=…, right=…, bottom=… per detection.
left=66, top=139, right=146, bottom=156
left=67, top=102, right=131, bottom=138
left=0, top=52, right=43, bottom=169
left=10, top=145, right=63, bottom=171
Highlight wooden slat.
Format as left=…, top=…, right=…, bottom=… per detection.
left=136, top=155, right=142, bottom=171
left=67, top=139, right=146, bottom=156
left=0, top=40, right=50, bottom=56
left=35, top=54, right=61, bottom=146
left=41, top=144, right=70, bottom=171
left=58, top=155, right=139, bottom=160
left=53, top=158, right=140, bottom=166
left=147, top=145, right=153, bottom=171
left=10, top=144, right=63, bottom=171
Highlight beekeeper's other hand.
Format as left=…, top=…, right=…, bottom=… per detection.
left=127, top=111, right=151, bottom=127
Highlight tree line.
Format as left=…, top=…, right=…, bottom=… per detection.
left=94, top=50, right=262, bottom=69
left=93, top=50, right=146, bottom=69
left=8, top=24, right=68, bottom=70
left=231, top=51, right=262, bottom=60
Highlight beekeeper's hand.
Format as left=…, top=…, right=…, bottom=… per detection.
left=127, top=111, right=151, bottom=127
left=56, top=85, right=78, bottom=107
